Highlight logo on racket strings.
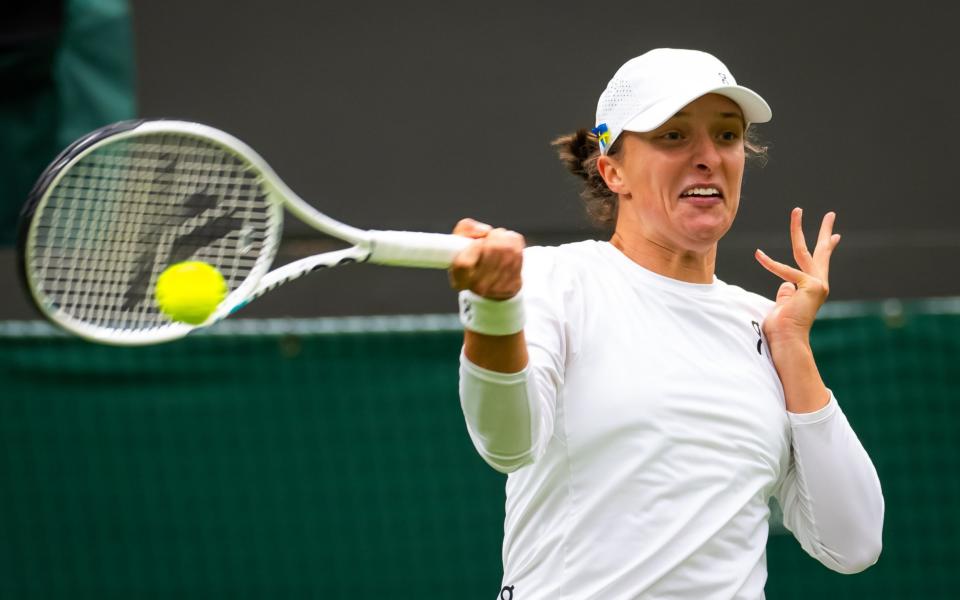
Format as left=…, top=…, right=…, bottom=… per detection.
left=123, top=158, right=252, bottom=309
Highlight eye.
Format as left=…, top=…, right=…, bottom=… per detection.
left=661, top=131, right=684, bottom=141
left=719, top=130, right=741, bottom=142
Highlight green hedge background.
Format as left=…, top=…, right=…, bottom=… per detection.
left=1, top=302, right=957, bottom=598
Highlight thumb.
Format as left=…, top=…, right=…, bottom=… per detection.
left=448, top=238, right=484, bottom=290
left=452, top=218, right=493, bottom=239
left=775, top=281, right=796, bottom=306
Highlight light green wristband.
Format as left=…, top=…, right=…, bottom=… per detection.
left=458, top=290, right=525, bottom=336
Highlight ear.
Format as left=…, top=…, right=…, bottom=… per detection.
left=597, top=155, right=629, bottom=196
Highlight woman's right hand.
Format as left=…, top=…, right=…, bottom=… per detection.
left=448, top=218, right=525, bottom=300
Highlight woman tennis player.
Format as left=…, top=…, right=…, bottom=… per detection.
left=449, top=48, right=884, bottom=599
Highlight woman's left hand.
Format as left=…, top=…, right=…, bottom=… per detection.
left=754, top=208, right=841, bottom=349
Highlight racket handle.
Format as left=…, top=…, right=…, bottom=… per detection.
left=367, top=230, right=473, bottom=268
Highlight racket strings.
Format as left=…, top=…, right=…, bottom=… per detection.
left=27, top=133, right=278, bottom=333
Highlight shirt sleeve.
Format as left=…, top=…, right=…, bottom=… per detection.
left=457, top=247, right=570, bottom=473
left=774, top=392, right=885, bottom=574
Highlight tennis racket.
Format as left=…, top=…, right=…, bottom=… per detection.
left=18, top=119, right=471, bottom=346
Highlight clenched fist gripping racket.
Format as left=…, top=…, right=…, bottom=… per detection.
left=18, top=120, right=470, bottom=345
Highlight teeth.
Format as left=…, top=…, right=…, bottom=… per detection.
left=682, top=187, right=720, bottom=197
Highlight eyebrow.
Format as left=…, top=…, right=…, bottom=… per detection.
left=672, top=111, right=745, bottom=122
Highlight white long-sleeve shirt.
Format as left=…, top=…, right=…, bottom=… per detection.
left=459, top=240, right=884, bottom=600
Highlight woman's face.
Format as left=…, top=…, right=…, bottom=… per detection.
left=601, top=93, right=747, bottom=254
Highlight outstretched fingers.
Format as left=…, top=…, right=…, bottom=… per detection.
left=812, top=212, right=842, bottom=279
left=756, top=209, right=841, bottom=301
left=755, top=248, right=806, bottom=286
left=790, top=207, right=814, bottom=272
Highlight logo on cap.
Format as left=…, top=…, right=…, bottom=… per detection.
left=718, top=72, right=729, bottom=84
left=591, top=123, right=611, bottom=153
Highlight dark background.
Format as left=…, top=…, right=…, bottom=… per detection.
left=3, top=0, right=957, bottom=318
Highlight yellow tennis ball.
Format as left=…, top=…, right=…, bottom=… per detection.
left=155, top=261, right=227, bottom=325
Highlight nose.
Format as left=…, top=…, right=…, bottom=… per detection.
left=691, top=133, right=722, bottom=173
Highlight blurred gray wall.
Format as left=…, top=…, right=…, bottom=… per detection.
left=6, top=0, right=959, bottom=318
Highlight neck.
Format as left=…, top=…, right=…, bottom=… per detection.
left=609, top=231, right=717, bottom=284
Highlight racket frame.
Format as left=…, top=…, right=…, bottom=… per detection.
left=19, top=120, right=470, bottom=346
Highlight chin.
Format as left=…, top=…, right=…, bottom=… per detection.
left=681, top=218, right=732, bottom=248
left=684, top=236, right=724, bottom=254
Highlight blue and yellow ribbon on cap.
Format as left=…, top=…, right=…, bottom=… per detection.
left=591, top=123, right=611, bottom=153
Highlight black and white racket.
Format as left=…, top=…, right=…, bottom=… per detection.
left=18, top=120, right=471, bottom=345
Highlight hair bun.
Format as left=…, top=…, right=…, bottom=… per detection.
left=552, top=128, right=597, bottom=181
left=551, top=128, right=617, bottom=228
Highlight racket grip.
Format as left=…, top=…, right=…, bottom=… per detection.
left=367, top=230, right=473, bottom=268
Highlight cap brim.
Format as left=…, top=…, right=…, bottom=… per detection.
left=621, top=84, right=772, bottom=133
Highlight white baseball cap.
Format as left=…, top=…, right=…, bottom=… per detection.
left=593, top=48, right=772, bottom=154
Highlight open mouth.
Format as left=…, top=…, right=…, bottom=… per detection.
left=679, top=185, right=724, bottom=204
left=680, top=186, right=723, bottom=199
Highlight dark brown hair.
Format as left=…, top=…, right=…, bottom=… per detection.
left=552, top=128, right=769, bottom=228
